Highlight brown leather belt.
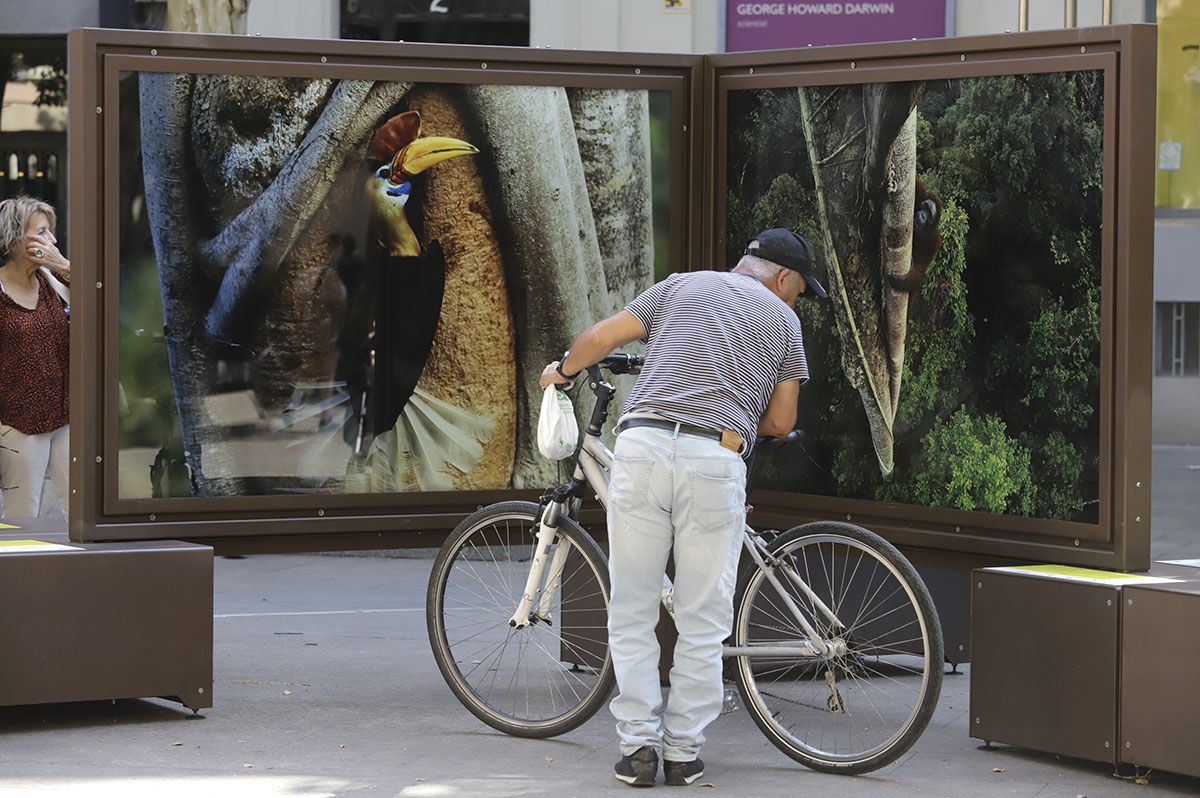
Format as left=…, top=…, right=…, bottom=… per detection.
left=615, top=418, right=746, bottom=455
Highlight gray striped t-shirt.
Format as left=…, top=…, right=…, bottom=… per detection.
left=621, top=270, right=808, bottom=449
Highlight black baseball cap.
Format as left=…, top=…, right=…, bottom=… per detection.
left=745, top=228, right=828, bottom=299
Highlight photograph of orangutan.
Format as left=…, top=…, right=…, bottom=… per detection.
left=117, top=73, right=672, bottom=499
left=728, top=70, right=1103, bottom=524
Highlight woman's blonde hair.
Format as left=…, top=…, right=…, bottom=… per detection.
left=0, top=196, right=57, bottom=263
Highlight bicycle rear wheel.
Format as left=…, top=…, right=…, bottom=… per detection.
left=731, top=521, right=943, bottom=774
left=427, top=500, right=615, bottom=737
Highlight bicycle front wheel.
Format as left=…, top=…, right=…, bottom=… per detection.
left=731, top=521, right=943, bottom=774
left=427, top=500, right=615, bottom=738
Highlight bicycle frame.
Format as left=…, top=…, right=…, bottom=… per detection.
left=507, top=359, right=846, bottom=660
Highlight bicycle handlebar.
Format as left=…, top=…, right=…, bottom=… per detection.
left=754, top=429, right=805, bottom=450
left=599, top=353, right=644, bottom=375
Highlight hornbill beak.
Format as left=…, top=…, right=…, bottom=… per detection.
left=389, top=137, right=479, bottom=183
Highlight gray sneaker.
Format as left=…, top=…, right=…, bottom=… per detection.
left=614, top=746, right=659, bottom=787
left=663, top=758, right=704, bottom=786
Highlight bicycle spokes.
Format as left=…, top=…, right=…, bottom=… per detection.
left=429, top=503, right=615, bottom=735
left=731, top=526, right=942, bottom=774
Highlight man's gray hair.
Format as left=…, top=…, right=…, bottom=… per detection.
left=734, top=254, right=784, bottom=282
left=0, top=196, right=56, bottom=263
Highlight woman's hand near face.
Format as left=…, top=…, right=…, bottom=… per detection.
left=26, top=233, right=69, bottom=282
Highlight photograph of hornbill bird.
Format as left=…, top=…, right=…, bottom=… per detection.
left=359, top=109, right=494, bottom=491
left=124, top=74, right=664, bottom=500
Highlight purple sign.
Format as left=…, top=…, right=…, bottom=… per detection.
left=726, top=1, right=947, bottom=51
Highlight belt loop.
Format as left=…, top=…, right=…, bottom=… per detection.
left=672, top=421, right=681, bottom=441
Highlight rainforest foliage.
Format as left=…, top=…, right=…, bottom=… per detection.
left=727, top=71, right=1103, bottom=522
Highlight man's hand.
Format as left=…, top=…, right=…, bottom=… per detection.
left=539, top=361, right=571, bottom=390
left=539, top=310, right=646, bottom=391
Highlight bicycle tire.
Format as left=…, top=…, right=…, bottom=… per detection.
left=427, top=500, right=616, bottom=738
left=731, top=521, right=943, bottom=775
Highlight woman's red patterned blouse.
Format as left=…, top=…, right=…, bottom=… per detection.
left=0, top=271, right=69, bottom=434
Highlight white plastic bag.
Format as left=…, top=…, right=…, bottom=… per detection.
left=537, top=386, right=579, bottom=460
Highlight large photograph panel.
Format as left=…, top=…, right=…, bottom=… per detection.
left=727, top=71, right=1104, bottom=524
left=117, top=73, right=672, bottom=500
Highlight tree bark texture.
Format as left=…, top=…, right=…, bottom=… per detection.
left=195, top=78, right=413, bottom=345
left=798, top=83, right=922, bottom=480
left=566, top=88, right=655, bottom=316
left=167, top=0, right=249, bottom=34
left=566, top=87, right=655, bottom=436
left=407, top=86, right=517, bottom=490
left=139, top=71, right=231, bottom=493
left=881, top=110, right=918, bottom=413
left=462, top=84, right=610, bottom=488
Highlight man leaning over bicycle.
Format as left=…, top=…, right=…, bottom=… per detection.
left=539, top=228, right=827, bottom=788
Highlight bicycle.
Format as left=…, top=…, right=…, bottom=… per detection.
left=426, top=353, right=944, bottom=775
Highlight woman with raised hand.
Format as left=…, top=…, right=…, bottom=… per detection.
left=0, top=196, right=71, bottom=520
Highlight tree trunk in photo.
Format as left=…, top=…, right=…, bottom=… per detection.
left=406, top=86, right=517, bottom=490
left=138, top=71, right=233, bottom=494
left=798, top=83, right=922, bottom=481
left=881, top=110, right=918, bottom=413
left=566, top=87, right=655, bottom=436
left=167, top=0, right=249, bottom=34
left=566, top=88, right=655, bottom=316
left=463, top=84, right=609, bottom=489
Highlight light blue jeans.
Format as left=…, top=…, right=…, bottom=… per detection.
left=606, top=425, right=747, bottom=762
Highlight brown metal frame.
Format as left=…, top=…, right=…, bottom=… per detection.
left=706, top=25, right=1156, bottom=570
left=68, top=26, right=1155, bottom=571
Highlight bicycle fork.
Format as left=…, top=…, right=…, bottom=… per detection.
left=507, top=500, right=571, bottom=629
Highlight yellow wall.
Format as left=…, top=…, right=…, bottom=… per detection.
left=1156, top=1, right=1200, bottom=208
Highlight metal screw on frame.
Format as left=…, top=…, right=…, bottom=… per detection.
left=95, top=106, right=103, bottom=114
left=318, top=509, right=326, bottom=517
left=96, top=281, right=103, bottom=289
left=95, top=455, right=103, bottom=463
left=150, top=49, right=157, bottom=56
left=149, top=514, right=156, bottom=522
left=321, top=56, right=328, bottom=63
left=959, top=54, right=966, bottom=62
left=480, top=62, right=487, bottom=69
left=850, top=61, right=856, bottom=69
left=748, top=67, right=754, bottom=75
left=635, top=68, right=642, bottom=75
left=1074, top=538, right=1080, bottom=546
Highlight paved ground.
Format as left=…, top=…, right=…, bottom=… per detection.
left=1, top=447, right=1198, bottom=796
left=1, top=551, right=1198, bottom=798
